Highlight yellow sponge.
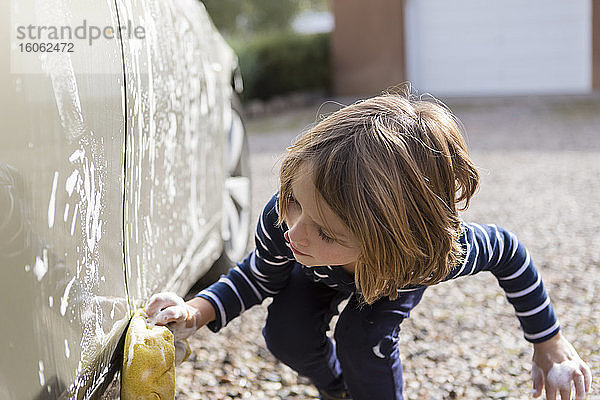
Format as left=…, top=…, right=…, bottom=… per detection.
left=121, top=309, right=176, bottom=400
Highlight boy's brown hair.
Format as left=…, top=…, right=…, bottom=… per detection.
left=278, top=91, right=480, bottom=304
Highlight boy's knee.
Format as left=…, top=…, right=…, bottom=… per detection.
left=334, top=310, right=402, bottom=360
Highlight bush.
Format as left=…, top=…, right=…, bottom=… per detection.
left=231, top=32, right=330, bottom=101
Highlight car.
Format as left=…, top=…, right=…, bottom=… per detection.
left=0, top=0, right=252, bottom=398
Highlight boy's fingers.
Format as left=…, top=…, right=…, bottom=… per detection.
left=573, top=370, right=586, bottom=400
left=532, top=364, right=544, bottom=397
left=545, top=383, right=558, bottom=400
left=581, top=363, right=592, bottom=393
left=153, top=310, right=176, bottom=325
left=145, top=292, right=182, bottom=316
left=559, top=387, right=572, bottom=400
left=154, top=306, right=185, bottom=325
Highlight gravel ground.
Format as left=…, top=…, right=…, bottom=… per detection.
left=174, top=95, right=600, bottom=400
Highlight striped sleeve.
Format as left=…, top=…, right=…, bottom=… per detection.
left=445, top=223, right=560, bottom=343
left=196, top=193, right=295, bottom=332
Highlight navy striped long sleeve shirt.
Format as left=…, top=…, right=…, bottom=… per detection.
left=198, top=193, right=560, bottom=343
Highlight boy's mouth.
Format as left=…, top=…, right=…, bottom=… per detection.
left=284, top=231, right=309, bottom=256
left=290, top=243, right=309, bottom=256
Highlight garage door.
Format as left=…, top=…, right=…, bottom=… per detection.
left=405, top=0, right=592, bottom=96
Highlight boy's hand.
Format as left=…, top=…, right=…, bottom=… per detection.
left=145, top=292, right=215, bottom=341
left=532, top=331, right=592, bottom=400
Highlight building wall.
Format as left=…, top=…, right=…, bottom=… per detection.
left=331, top=0, right=599, bottom=96
left=405, top=0, right=592, bottom=96
left=331, top=0, right=406, bottom=96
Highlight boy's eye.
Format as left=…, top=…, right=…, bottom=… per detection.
left=318, top=227, right=334, bottom=243
left=288, top=194, right=299, bottom=207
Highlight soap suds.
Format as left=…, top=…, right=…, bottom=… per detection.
left=36, top=0, right=86, bottom=144
left=68, top=149, right=84, bottom=163
left=141, top=369, right=152, bottom=381
left=60, top=276, right=76, bottom=316
left=65, top=169, right=79, bottom=196
left=33, top=249, right=49, bottom=281
left=546, top=360, right=580, bottom=390
left=38, top=360, right=45, bottom=387
left=63, top=203, right=70, bottom=222
left=48, top=171, right=59, bottom=228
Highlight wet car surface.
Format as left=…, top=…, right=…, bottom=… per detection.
left=0, top=1, right=251, bottom=398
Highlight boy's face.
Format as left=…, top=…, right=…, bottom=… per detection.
left=283, top=163, right=360, bottom=272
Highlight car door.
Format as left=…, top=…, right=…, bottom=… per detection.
left=0, top=0, right=129, bottom=399
left=114, top=0, right=236, bottom=307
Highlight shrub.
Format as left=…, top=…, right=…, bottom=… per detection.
left=231, top=32, right=330, bottom=101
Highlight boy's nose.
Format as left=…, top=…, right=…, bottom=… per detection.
left=286, top=220, right=309, bottom=247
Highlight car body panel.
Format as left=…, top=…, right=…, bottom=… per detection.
left=115, top=0, right=235, bottom=307
left=1, top=0, right=239, bottom=398
left=0, top=0, right=130, bottom=399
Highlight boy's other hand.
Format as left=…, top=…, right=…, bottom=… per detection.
left=532, top=331, right=592, bottom=400
left=145, top=292, right=215, bottom=340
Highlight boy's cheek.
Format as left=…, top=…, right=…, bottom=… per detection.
left=284, top=210, right=298, bottom=226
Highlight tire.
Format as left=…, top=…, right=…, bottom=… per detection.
left=185, top=96, right=252, bottom=299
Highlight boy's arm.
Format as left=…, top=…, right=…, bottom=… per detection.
left=450, top=223, right=592, bottom=399
left=448, top=223, right=559, bottom=342
left=196, top=192, right=296, bottom=332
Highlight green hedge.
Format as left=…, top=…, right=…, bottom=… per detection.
left=231, top=32, right=330, bottom=101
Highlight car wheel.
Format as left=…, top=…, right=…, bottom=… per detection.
left=221, top=97, right=252, bottom=263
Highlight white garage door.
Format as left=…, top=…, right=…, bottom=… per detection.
left=405, top=0, right=592, bottom=96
